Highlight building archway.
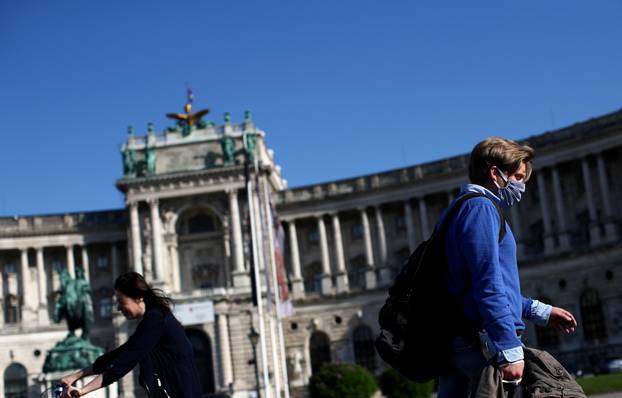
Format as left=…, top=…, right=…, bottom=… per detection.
left=352, top=325, right=377, bottom=372
left=185, top=328, right=215, bottom=395
left=580, top=288, right=607, bottom=342
left=309, top=331, right=331, bottom=374
left=4, top=362, right=27, bottom=398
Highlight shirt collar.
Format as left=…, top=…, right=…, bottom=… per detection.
left=461, top=183, right=502, bottom=204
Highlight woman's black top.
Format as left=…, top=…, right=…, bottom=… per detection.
left=92, top=308, right=202, bottom=397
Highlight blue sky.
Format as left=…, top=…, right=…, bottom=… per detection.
left=1, top=1, right=621, bottom=216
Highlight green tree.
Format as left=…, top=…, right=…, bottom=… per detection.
left=378, top=368, right=434, bottom=398
left=310, top=363, right=378, bottom=398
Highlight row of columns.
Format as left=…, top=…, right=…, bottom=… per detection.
left=533, top=154, right=617, bottom=255
left=0, top=242, right=121, bottom=326
left=285, top=195, right=438, bottom=298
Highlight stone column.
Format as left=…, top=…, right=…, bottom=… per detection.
left=551, top=166, right=571, bottom=250
left=317, top=215, right=333, bottom=295
left=331, top=213, right=349, bottom=293
left=169, top=241, right=181, bottom=293
left=374, top=206, right=391, bottom=285
left=403, top=200, right=417, bottom=251
left=20, top=249, right=35, bottom=312
left=81, top=245, right=90, bottom=281
left=536, top=171, right=555, bottom=254
left=149, top=199, right=165, bottom=281
left=217, top=313, right=234, bottom=388
left=597, top=153, right=618, bottom=242
left=129, top=202, right=144, bottom=275
left=110, top=243, right=119, bottom=281
left=228, top=190, right=249, bottom=287
left=36, top=248, right=47, bottom=308
left=509, top=206, right=525, bottom=259
left=287, top=221, right=304, bottom=299
left=66, top=245, right=76, bottom=278
left=581, top=158, right=601, bottom=245
left=359, top=207, right=377, bottom=289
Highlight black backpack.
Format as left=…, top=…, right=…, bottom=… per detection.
left=375, top=192, right=506, bottom=383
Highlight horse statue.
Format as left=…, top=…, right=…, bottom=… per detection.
left=53, top=267, right=95, bottom=339
left=43, top=267, right=102, bottom=373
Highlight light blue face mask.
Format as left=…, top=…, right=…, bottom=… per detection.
left=494, top=168, right=525, bottom=207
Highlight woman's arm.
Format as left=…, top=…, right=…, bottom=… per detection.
left=63, top=374, right=104, bottom=397
left=60, top=366, right=95, bottom=387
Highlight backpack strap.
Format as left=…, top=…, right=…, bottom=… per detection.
left=434, top=192, right=506, bottom=243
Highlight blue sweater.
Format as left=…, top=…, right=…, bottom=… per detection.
left=440, top=185, right=546, bottom=360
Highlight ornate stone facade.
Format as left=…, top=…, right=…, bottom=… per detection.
left=0, top=108, right=621, bottom=397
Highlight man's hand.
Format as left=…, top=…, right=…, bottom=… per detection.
left=501, top=360, right=524, bottom=381
left=548, top=307, right=577, bottom=333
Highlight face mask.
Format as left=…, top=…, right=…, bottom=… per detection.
left=493, top=168, right=525, bottom=207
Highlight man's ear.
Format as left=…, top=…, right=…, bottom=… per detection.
left=488, top=166, right=503, bottom=187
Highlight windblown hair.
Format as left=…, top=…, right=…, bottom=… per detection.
left=468, top=137, right=534, bottom=184
left=114, top=272, right=173, bottom=313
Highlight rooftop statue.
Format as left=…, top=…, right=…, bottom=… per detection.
left=122, top=126, right=137, bottom=177
left=166, top=88, right=209, bottom=136
left=146, top=144, right=157, bottom=175
left=43, top=267, right=103, bottom=373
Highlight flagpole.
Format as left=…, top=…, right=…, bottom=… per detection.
left=261, top=172, right=291, bottom=398
left=245, top=132, right=271, bottom=398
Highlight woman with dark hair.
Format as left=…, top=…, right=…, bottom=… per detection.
left=60, top=272, right=202, bottom=397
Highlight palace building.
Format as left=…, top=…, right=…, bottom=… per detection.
left=0, top=104, right=621, bottom=398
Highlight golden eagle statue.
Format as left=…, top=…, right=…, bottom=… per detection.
left=166, top=88, right=209, bottom=127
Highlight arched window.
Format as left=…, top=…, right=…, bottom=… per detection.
left=353, top=325, right=377, bottom=372
left=188, top=214, right=215, bottom=234
left=4, top=294, right=20, bottom=324
left=310, top=331, right=331, bottom=374
left=534, top=297, right=559, bottom=348
left=185, top=329, right=215, bottom=395
left=580, top=289, right=607, bottom=342
left=4, top=363, right=27, bottom=398
left=177, top=209, right=220, bottom=236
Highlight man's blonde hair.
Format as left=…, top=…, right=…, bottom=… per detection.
left=468, top=137, right=534, bottom=184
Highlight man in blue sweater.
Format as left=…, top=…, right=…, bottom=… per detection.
left=437, top=137, right=578, bottom=397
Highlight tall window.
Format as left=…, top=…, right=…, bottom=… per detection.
left=4, top=295, right=19, bottom=324
left=534, top=297, right=559, bottom=348
left=99, top=298, right=112, bottom=320
left=303, top=262, right=323, bottom=293
left=353, top=325, right=377, bottom=372
left=310, top=331, right=331, bottom=374
left=350, top=223, right=363, bottom=240
left=580, top=289, right=607, bottom=342
left=96, top=255, right=109, bottom=269
left=347, top=256, right=366, bottom=290
left=4, top=363, right=27, bottom=398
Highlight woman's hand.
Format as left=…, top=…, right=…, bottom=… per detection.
left=548, top=306, right=577, bottom=333
left=62, top=385, right=82, bottom=398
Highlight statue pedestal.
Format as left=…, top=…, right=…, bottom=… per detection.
left=36, top=372, right=115, bottom=398
left=43, top=334, right=104, bottom=374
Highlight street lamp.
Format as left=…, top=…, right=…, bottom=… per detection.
left=248, top=327, right=261, bottom=398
